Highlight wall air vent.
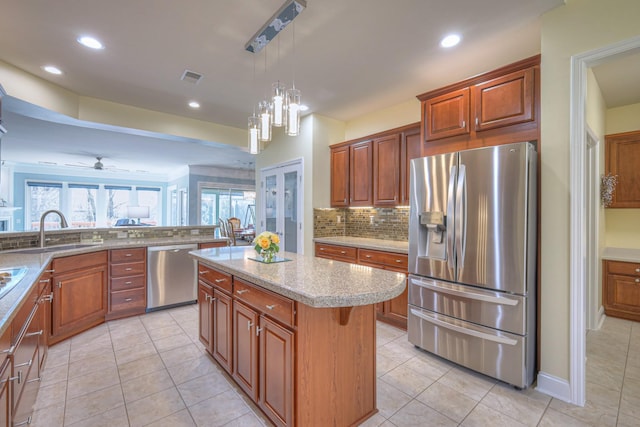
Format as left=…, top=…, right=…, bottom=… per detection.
left=180, top=70, right=203, bottom=84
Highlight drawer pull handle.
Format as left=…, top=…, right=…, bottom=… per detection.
left=256, top=326, right=263, bottom=336
left=215, top=279, right=226, bottom=283
left=9, top=371, right=22, bottom=384
left=27, top=376, right=42, bottom=384
left=266, top=304, right=276, bottom=310
left=209, top=297, right=216, bottom=304
left=25, top=330, right=43, bottom=337
left=395, top=259, right=402, bottom=263
left=39, top=279, right=50, bottom=283
left=125, top=268, right=133, bottom=271
left=636, top=279, right=640, bottom=283
left=13, top=416, right=32, bottom=426
left=365, top=255, right=372, bottom=258
left=125, top=253, right=133, bottom=257
left=125, top=281, right=132, bottom=285
left=199, top=271, right=206, bottom=275
left=45, top=269, right=55, bottom=273
left=15, top=359, right=33, bottom=368
left=319, top=248, right=325, bottom=251
left=125, top=298, right=133, bottom=302
left=636, top=268, right=640, bottom=273
left=340, top=251, right=346, bottom=254
left=41, top=293, right=53, bottom=303
left=237, top=289, right=249, bottom=295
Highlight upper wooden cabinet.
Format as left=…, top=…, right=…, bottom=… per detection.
left=330, top=123, right=421, bottom=208
left=424, top=87, right=470, bottom=141
left=605, top=130, right=640, bottom=208
left=418, top=55, right=540, bottom=147
left=330, top=145, right=350, bottom=207
left=349, top=141, right=373, bottom=206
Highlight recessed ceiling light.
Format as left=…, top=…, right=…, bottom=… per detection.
left=42, top=65, right=62, bottom=75
left=440, top=34, right=461, bottom=48
left=77, top=36, right=104, bottom=50
left=188, top=101, right=200, bottom=109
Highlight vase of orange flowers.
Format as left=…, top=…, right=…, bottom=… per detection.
left=252, top=231, right=280, bottom=263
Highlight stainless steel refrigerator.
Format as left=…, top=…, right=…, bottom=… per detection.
left=408, top=141, right=536, bottom=388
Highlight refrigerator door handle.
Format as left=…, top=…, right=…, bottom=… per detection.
left=446, top=165, right=457, bottom=272
left=410, top=308, right=518, bottom=346
left=410, top=277, right=519, bottom=306
left=455, top=164, right=467, bottom=275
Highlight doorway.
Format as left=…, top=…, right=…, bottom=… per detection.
left=260, top=159, right=304, bottom=254
left=585, top=128, right=602, bottom=331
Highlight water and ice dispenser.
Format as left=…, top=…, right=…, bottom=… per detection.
left=419, top=211, right=447, bottom=260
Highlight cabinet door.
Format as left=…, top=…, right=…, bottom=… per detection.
left=51, top=265, right=107, bottom=340
left=349, top=141, right=373, bottom=206
left=605, top=131, right=640, bottom=208
left=212, top=290, right=233, bottom=374
left=259, top=315, right=294, bottom=427
left=424, top=88, right=469, bottom=141
left=401, top=127, right=422, bottom=205
left=233, top=300, right=259, bottom=402
left=373, top=134, right=401, bottom=207
left=383, top=284, right=408, bottom=326
left=330, top=146, right=350, bottom=207
left=0, top=359, right=9, bottom=427
left=472, top=68, right=534, bottom=131
left=605, top=273, right=640, bottom=321
left=198, top=282, right=214, bottom=353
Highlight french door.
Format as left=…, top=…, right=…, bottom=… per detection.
left=260, top=160, right=303, bottom=254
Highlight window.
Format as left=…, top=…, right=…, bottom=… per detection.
left=69, top=184, right=98, bottom=228
left=27, top=182, right=62, bottom=230
left=105, top=185, right=132, bottom=226
left=137, top=187, right=161, bottom=226
left=200, top=187, right=255, bottom=227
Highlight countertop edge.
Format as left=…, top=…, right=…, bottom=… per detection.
left=313, top=237, right=408, bottom=254
left=602, top=247, right=640, bottom=263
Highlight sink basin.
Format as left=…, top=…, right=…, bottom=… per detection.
left=10, top=243, right=101, bottom=254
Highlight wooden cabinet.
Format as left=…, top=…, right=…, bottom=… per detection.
left=199, top=241, right=228, bottom=249
left=418, top=56, right=539, bottom=150
left=50, top=251, right=107, bottom=344
left=0, top=349, right=9, bottom=427
left=373, top=134, right=401, bottom=207
left=349, top=141, right=373, bottom=207
left=232, top=299, right=259, bottom=402
left=330, top=146, right=350, bottom=207
left=107, top=248, right=146, bottom=320
left=198, top=281, right=214, bottom=353
left=315, top=243, right=409, bottom=329
left=424, top=87, right=470, bottom=141
left=603, top=260, right=640, bottom=321
left=401, top=126, right=422, bottom=205
left=605, top=130, right=640, bottom=208
left=212, top=289, right=233, bottom=374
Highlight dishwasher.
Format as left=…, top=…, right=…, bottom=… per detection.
left=147, top=243, right=198, bottom=311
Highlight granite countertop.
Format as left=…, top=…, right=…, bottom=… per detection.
left=312, top=236, right=408, bottom=254
left=190, top=246, right=406, bottom=308
left=0, top=236, right=227, bottom=337
left=602, top=247, right=640, bottom=263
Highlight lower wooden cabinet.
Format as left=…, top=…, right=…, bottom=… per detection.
left=198, top=281, right=214, bottom=353
left=50, top=251, right=108, bottom=344
left=315, top=242, right=409, bottom=329
left=211, top=290, right=233, bottom=374
left=107, top=248, right=147, bottom=320
left=232, top=300, right=259, bottom=402
left=603, top=260, right=640, bottom=321
left=0, top=355, right=9, bottom=427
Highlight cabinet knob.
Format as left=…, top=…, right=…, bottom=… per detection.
left=636, top=278, right=640, bottom=283
left=635, top=268, right=640, bottom=273
left=125, top=253, right=133, bottom=257
left=395, top=259, right=402, bottom=263
left=266, top=304, right=276, bottom=310
left=365, top=255, right=372, bottom=258
left=124, top=298, right=133, bottom=302
left=340, top=251, right=346, bottom=254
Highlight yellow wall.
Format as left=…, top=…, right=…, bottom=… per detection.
left=540, top=0, right=640, bottom=383
left=604, top=102, right=640, bottom=248
left=344, top=98, right=420, bottom=140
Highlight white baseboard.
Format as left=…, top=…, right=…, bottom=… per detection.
left=536, top=371, right=573, bottom=403
left=596, top=306, right=605, bottom=329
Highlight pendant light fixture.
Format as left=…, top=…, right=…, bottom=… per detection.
left=248, top=54, right=260, bottom=154
left=271, top=81, right=286, bottom=127
left=285, top=21, right=301, bottom=136
left=258, top=100, right=272, bottom=142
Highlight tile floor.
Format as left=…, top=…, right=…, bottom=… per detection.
left=30, top=305, right=640, bottom=426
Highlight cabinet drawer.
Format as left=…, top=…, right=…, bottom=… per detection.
left=53, top=250, right=107, bottom=272
left=314, top=243, right=357, bottom=263
left=358, top=249, right=408, bottom=271
left=111, top=275, right=145, bottom=292
left=111, top=247, right=146, bottom=263
left=111, top=261, right=145, bottom=277
left=607, top=260, right=640, bottom=276
left=197, top=263, right=232, bottom=294
left=111, top=288, right=146, bottom=312
left=234, top=278, right=295, bottom=328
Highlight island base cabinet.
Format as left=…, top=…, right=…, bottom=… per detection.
left=198, top=282, right=214, bottom=353
left=259, top=316, right=293, bottom=427
left=232, top=300, right=259, bottom=403
left=212, top=290, right=233, bottom=374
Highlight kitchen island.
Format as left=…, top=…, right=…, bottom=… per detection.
left=190, top=246, right=406, bottom=427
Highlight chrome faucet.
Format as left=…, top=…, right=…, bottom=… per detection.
left=39, top=209, right=69, bottom=247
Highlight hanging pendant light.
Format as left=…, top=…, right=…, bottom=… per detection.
left=285, top=87, right=301, bottom=136
left=258, top=100, right=272, bottom=142
left=271, top=81, right=286, bottom=127
left=248, top=114, right=260, bottom=154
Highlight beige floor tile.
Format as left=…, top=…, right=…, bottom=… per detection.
left=118, top=353, right=166, bottom=381
left=358, top=413, right=387, bottom=427
left=548, top=381, right=619, bottom=426
left=537, top=407, right=593, bottom=426
left=222, top=412, right=267, bottom=427
left=126, top=387, right=186, bottom=427
left=586, top=354, right=625, bottom=391
left=177, top=370, right=232, bottom=407
left=68, top=352, right=117, bottom=380
left=66, top=404, right=129, bottom=427
left=460, top=402, right=526, bottom=427
left=377, top=352, right=401, bottom=377
left=31, top=401, right=65, bottom=427
left=66, top=364, right=120, bottom=399
left=479, top=383, right=550, bottom=426
left=70, top=323, right=110, bottom=345
left=389, top=399, right=457, bottom=427
left=380, top=363, right=434, bottom=397
left=147, top=323, right=185, bottom=341
left=437, top=367, right=496, bottom=402
left=416, top=381, right=477, bottom=423
left=617, top=411, right=640, bottom=427
left=153, top=331, right=194, bottom=352
left=403, top=354, right=453, bottom=382
left=145, top=408, right=197, bottom=427
left=168, top=353, right=220, bottom=385
left=122, top=368, right=175, bottom=403
left=110, top=330, right=152, bottom=351
left=115, top=340, right=158, bottom=365
left=141, top=311, right=179, bottom=330
left=43, top=346, right=70, bottom=369
left=160, top=342, right=202, bottom=367
left=376, top=378, right=412, bottom=419
left=33, top=380, right=67, bottom=411
left=108, top=317, right=147, bottom=339
left=188, top=389, right=251, bottom=426
left=63, top=384, right=125, bottom=426
left=68, top=338, right=114, bottom=364
left=619, top=377, right=640, bottom=420
left=40, top=361, right=69, bottom=386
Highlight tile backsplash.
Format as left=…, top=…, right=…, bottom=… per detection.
left=314, top=208, right=408, bottom=241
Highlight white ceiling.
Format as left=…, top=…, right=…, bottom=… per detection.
left=0, top=0, right=603, bottom=176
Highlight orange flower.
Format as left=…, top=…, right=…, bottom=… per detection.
left=259, top=237, right=270, bottom=249
left=271, top=234, right=280, bottom=244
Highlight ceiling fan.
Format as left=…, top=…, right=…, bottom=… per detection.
left=65, top=156, right=128, bottom=172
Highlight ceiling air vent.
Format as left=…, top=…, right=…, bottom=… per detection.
left=180, top=69, right=203, bottom=84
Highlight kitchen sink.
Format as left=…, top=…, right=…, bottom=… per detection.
left=9, top=243, right=102, bottom=254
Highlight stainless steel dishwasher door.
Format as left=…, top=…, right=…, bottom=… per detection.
left=147, top=244, right=198, bottom=311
